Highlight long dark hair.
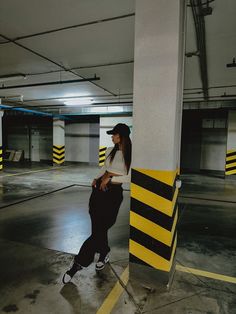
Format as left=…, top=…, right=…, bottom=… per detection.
left=108, top=135, right=132, bottom=173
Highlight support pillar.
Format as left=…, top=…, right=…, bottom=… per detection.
left=0, top=111, right=3, bottom=170
left=53, top=118, right=65, bottom=165
left=130, top=0, right=186, bottom=288
left=226, top=110, right=236, bottom=176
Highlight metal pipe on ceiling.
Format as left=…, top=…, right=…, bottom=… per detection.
left=187, top=0, right=215, bottom=7
left=184, top=84, right=236, bottom=91
left=184, top=95, right=236, bottom=100
left=25, top=60, right=134, bottom=76
left=0, top=103, right=71, bottom=120
left=22, top=93, right=133, bottom=103
left=3, top=100, right=133, bottom=109
left=8, top=101, right=133, bottom=110
left=0, top=13, right=135, bottom=44
left=0, top=33, right=116, bottom=96
left=190, top=0, right=209, bottom=99
left=0, top=76, right=100, bottom=90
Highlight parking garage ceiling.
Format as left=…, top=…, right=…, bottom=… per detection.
left=0, top=0, right=235, bottom=115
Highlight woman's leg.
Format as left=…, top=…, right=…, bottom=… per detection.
left=96, top=188, right=123, bottom=258
left=62, top=187, right=102, bottom=283
left=63, top=187, right=123, bottom=282
left=73, top=189, right=100, bottom=267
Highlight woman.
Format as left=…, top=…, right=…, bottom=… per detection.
left=63, top=123, right=132, bottom=284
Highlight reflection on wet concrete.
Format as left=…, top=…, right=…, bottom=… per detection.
left=0, top=165, right=235, bottom=313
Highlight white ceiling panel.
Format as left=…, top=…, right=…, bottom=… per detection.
left=1, top=0, right=236, bottom=113
left=21, top=92, right=132, bottom=108
left=0, top=43, right=60, bottom=75
left=0, top=80, right=109, bottom=102
left=0, top=0, right=135, bottom=38
left=75, top=63, right=134, bottom=95
left=18, top=17, right=135, bottom=69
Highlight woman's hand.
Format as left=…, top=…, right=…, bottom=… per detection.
left=100, top=177, right=110, bottom=191
left=91, top=179, right=97, bottom=187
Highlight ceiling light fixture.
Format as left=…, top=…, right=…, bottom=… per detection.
left=64, top=98, right=94, bottom=106
left=0, top=74, right=27, bottom=83
left=88, top=106, right=124, bottom=114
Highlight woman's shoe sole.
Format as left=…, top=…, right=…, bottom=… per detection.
left=95, top=256, right=109, bottom=271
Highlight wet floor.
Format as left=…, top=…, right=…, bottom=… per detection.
left=0, top=164, right=235, bottom=313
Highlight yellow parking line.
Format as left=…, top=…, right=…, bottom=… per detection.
left=97, top=266, right=129, bottom=314
left=0, top=166, right=69, bottom=178
left=177, top=264, right=236, bottom=284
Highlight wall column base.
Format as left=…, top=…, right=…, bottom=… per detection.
left=129, top=256, right=176, bottom=291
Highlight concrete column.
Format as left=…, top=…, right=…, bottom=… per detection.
left=0, top=111, right=3, bottom=170
left=226, top=110, right=236, bottom=176
left=53, top=118, right=65, bottom=165
left=130, top=0, right=186, bottom=288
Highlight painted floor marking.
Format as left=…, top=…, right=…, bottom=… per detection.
left=177, top=264, right=236, bottom=284
left=0, top=166, right=69, bottom=178
left=96, top=266, right=129, bottom=314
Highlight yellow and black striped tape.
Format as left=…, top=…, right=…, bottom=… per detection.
left=99, top=146, right=107, bottom=166
left=53, top=145, right=65, bottom=165
left=226, top=150, right=236, bottom=175
left=0, top=146, right=2, bottom=170
left=129, top=168, right=178, bottom=273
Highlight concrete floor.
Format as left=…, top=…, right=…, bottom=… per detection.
left=0, top=163, right=235, bottom=313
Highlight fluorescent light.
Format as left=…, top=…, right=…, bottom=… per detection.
left=64, top=98, right=93, bottom=106
left=108, top=106, right=123, bottom=113
left=87, top=106, right=124, bottom=114
left=89, top=107, right=107, bottom=113
left=0, top=74, right=27, bottom=83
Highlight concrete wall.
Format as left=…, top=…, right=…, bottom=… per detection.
left=181, top=110, right=227, bottom=172
left=7, top=125, right=52, bottom=161
left=180, top=111, right=202, bottom=172
left=8, top=126, right=30, bottom=159
left=200, top=128, right=227, bottom=171
left=65, top=122, right=99, bottom=163
left=3, top=115, right=99, bottom=164
left=39, top=127, right=53, bottom=160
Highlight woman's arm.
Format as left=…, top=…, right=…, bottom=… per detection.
left=108, top=168, right=131, bottom=184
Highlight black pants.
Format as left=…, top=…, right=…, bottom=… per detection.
left=74, top=179, right=123, bottom=267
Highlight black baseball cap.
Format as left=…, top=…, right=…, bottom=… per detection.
left=107, top=123, right=131, bottom=136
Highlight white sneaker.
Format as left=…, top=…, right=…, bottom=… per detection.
left=62, top=261, right=82, bottom=284
left=95, top=254, right=109, bottom=271
left=62, top=273, right=72, bottom=284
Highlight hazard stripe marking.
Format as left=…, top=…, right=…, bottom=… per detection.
left=129, top=236, right=177, bottom=272
left=130, top=210, right=177, bottom=247
left=226, top=162, right=236, bottom=169
left=130, top=226, right=177, bottom=260
left=131, top=183, right=178, bottom=217
left=226, top=156, right=236, bottom=163
left=99, top=147, right=106, bottom=153
left=132, top=169, right=176, bottom=201
left=131, top=197, right=177, bottom=231
left=226, top=150, right=236, bottom=158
